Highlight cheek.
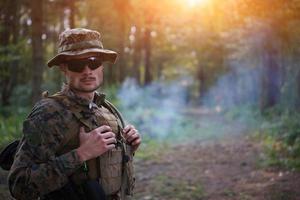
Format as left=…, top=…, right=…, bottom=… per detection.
left=96, top=68, right=104, bottom=80
left=66, top=73, right=80, bottom=85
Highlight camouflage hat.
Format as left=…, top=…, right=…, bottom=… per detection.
left=47, top=28, right=118, bottom=67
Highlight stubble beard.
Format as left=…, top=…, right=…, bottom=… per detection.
left=71, top=83, right=101, bottom=93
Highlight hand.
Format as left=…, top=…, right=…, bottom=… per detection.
left=76, top=125, right=116, bottom=162
left=123, top=125, right=141, bottom=152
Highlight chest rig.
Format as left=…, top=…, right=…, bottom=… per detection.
left=46, top=92, right=135, bottom=197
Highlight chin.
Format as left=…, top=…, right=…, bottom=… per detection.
left=80, top=85, right=100, bottom=93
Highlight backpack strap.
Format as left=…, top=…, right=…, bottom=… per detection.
left=103, top=100, right=125, bottom=128
left=47, top=93, right=95, bottom=165
left=103, top=100, right=135, bottom=196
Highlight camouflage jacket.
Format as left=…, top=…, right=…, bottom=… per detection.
left=7, top=87, right=116, bottom=200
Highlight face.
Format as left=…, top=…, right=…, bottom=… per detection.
left=61, top=57, right=104, bottom=93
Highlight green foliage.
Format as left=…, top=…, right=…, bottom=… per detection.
left=10, top=84, right=32, bottom=108
left=0, top=44, right=21, bottom=66
left=224, top=105, right=261, bottom=127
left=260, top=112, right=300, bottom=170
left=135, top=138, right=170, bottom=160
left=0, top=112, right=25, bottom=149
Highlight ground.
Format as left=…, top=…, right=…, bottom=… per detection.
left=133, top=135, right=300, bottom=200
left=1, top=135, right=300, bottom=200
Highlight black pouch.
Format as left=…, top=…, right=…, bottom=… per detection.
left=43, top=180, right=106, bottom=200
left=81, top=179, right=107, bottom=200
left=0, top=140, right=20, bottom=170
left=43, top=181, right=84, bottom=200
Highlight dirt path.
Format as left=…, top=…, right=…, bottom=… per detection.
left=133, top=135, right=300, bottom=200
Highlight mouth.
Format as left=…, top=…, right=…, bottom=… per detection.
left=80, top=77, right=96, bottom=83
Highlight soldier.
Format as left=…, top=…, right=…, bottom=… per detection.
left=8, top=28, right=141, bottom=200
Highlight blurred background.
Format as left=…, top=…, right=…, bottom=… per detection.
left=1, top=0, right=300, bottom=199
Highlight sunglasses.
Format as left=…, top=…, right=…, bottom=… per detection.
left=66, top=57, right=103, bottom=73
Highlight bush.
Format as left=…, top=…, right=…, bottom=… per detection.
left=0, top=113, right=25, bottom=149
left=261, top=112, right=300, bottom=170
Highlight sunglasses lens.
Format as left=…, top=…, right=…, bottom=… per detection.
left=66, top=58, right=102, bottom=72
left=89, top=60, right=102, bottom=70
left=67, top=61, right=85, bottom=72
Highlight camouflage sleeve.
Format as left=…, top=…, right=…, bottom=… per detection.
left=8, top=99, right=83, bottom=200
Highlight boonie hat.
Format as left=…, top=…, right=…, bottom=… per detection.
left=47, top=28, right=118, bottom=67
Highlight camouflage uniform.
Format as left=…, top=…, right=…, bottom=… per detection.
left=8, top=86, right=129, bottom=200
left=8, top=28, right=136, bottom=200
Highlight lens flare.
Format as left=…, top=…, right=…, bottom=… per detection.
left=186, top=0, right=208, bottom=7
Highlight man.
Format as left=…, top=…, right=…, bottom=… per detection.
left=8, top=28, right=141, bottom=200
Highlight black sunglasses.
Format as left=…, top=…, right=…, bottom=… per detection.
left=66, top=57, right=103, bottom=73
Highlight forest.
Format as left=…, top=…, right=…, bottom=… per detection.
left=1, top=0, right=300, bottom=199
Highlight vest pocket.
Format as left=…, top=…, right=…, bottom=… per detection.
left=99, top=148, right=123, bottom=195
left=125, top=144, right=135, bottom=195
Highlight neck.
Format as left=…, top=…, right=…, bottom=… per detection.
left=62, top=83, right=95, bottom=102
left=73, top=90, right=95, bottom=102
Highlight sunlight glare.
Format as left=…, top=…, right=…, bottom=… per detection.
left=186, top=0, right=208, bottom=7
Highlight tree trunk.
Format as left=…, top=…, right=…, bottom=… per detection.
left=132, top=26, right=142, bottom=84
left=144, top=27, right=152, bottom=85
left=68, top=0, right=75, bottom=28
left=156, top=61, right=164, bottom=80
left=118, top=20, right=126, bottom=83
left=0, top=0, right=12, bottom=106
left=113, top=0, right=130, bottom=84
left=260, top=32, right=281, bottom=111
left=31, top=0, right=44, bottom=105
left=0, top=0, right=20, bottom=106
left=197, top=63, right=207, bottom=103
left=296, top=67, right=300, bottom=110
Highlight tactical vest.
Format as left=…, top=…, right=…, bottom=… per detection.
left=45, top=93, right=135, bottom=198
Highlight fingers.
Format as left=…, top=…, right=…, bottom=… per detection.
left=122, top=124, right=141, bottom=152
left=101, top=131, right=116, bottom=140
left=105, top=137, right=117, bottom=145
left=125, top=130, right=140, bottom=143
left=123, top=125, right=141, bottom=145
left=106, top=143, right=116, bottom=150
left=123, top=125, right=135, bottom=134
left=80, top=125, right=112, bottom=136
left=81, top=125, right=115, bottom=140
left=81, top=124, right=140, bottom=149
left=95, top=125, right=112, bottom=134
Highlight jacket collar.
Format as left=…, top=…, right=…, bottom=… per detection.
left=60, top=84, right=106, bottom=108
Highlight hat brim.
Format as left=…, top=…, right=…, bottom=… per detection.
left=47, top=48, right=118, bottom=67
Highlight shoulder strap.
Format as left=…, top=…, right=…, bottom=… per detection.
left=47, top=94, right=95, bottom=147
left=49, top=94, right=125, bottom=134
left=103, top=100, right=125, bottom=128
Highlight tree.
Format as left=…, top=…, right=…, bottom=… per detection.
left=131, top=25, right=142, bottom=84
left=113, top=0, right=131, bottom=83
left=30, top=0, right=44, bottom=104
left=143, top=26, right=152, bottom=85
left=260, top=25, right=281, bottom=110
left=67, top=0, right=76, bottom=28
left=0, top=0, right=22, bottom=107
